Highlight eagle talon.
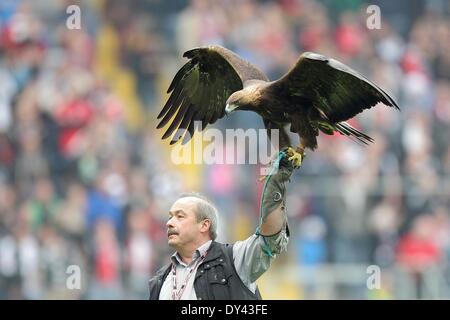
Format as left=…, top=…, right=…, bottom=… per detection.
left=286, top=147, right=304, bottom=168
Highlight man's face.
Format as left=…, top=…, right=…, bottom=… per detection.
left=166, top=197, right=204, bottom=249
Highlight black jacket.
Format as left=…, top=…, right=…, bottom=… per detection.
left=148, top=241, right=262, bottom=300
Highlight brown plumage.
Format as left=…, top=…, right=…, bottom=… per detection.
left=157, top=45, right=399, bottom=159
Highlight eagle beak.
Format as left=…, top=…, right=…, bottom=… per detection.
left=225, top=103, right=238, bottom=115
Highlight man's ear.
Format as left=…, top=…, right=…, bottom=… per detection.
left=200, top=219, right=211, bottom=234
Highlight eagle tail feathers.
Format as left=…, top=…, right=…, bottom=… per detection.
left=335, top=122, right=374, bottom=145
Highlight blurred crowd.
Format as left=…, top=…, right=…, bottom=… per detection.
left=0, top=0, right=449, bottom=299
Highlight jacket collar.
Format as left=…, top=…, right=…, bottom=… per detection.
left=156, top=240, right=219, bottom=278
left=171, top=240, right=212, bottom=267
left=202, top=241, right=223, bottom=264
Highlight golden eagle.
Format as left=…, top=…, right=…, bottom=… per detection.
left=157, top=45, right=399, bottom=167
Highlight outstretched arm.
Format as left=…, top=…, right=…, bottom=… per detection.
left=259, top=203, right=285, bottom=235
left=259, top=154, right=295, bottom=236
left=232, top=149, right=296, bottom=289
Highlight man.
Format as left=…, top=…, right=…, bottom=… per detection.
left=148, top=151, right=296, bottom=300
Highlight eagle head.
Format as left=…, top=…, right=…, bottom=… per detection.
left=225, top=92, right=241, bottom=114
left=225, top=87, right=259, bottom=114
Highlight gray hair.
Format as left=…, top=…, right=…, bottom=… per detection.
left=178, top=192, right=219, bottom=240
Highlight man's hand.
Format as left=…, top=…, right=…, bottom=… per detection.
left=259, top=147, right=296, bottom=236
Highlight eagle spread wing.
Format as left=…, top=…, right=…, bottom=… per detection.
left=157, top=45, right=267, bottom=144
left=271, top=52, right=399, bottom=123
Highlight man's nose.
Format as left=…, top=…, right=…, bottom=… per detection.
left=166, top=217, right=174, bottom=228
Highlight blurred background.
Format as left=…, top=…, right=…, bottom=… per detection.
left=0, top=0, right=449, bottom=299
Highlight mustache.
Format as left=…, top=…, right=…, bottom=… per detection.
left=167, top=229, right=179, bottom=236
